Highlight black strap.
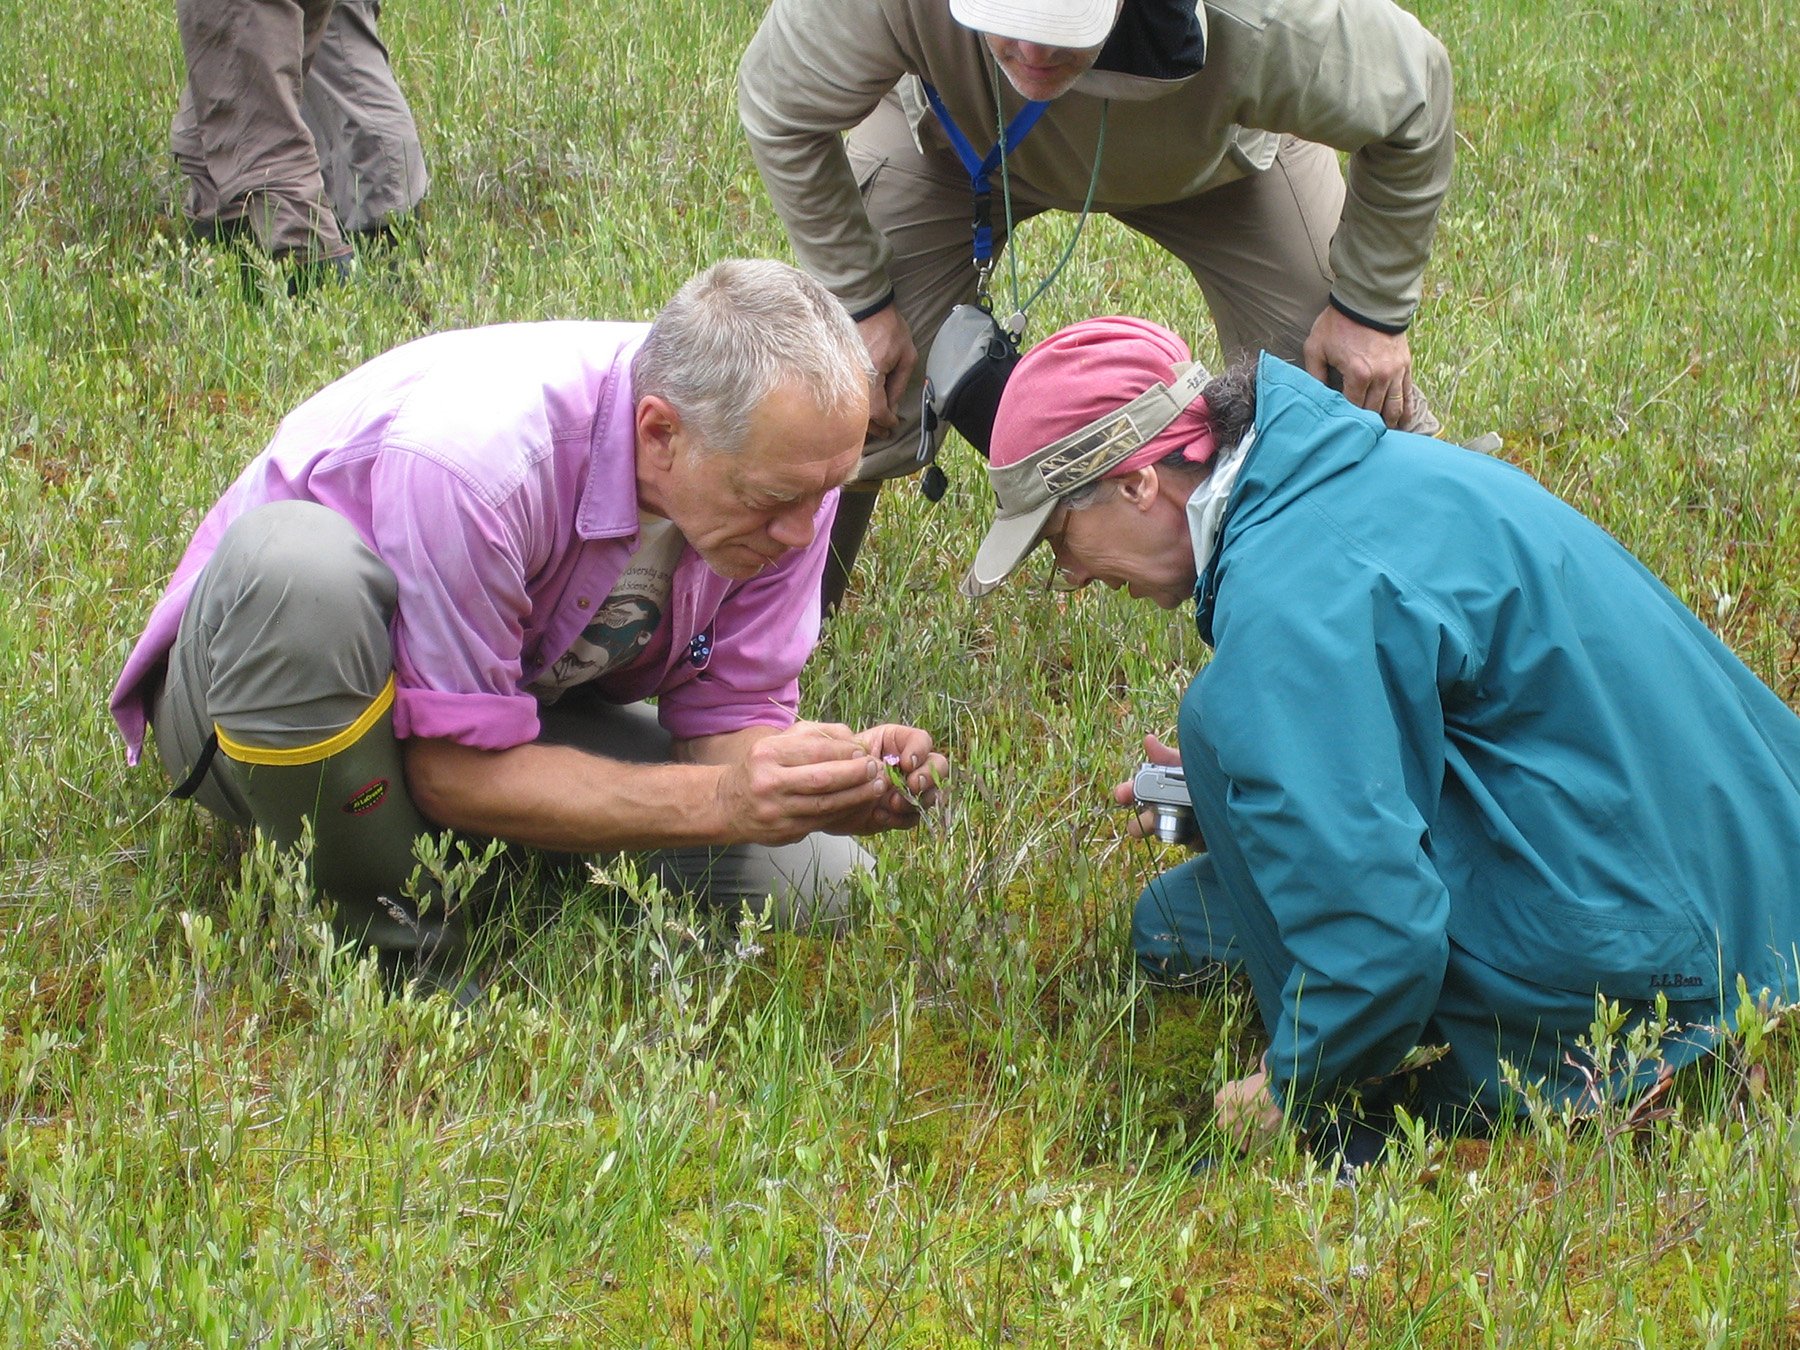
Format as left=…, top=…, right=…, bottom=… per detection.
left=168, top=731, right=220, bottom=800
left=920, top=463, right=949, bottom=503
left=1328, top=294, right=1410, bottom=336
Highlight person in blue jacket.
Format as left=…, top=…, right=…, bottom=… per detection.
left=961, top=315, right=1800, bottom=1145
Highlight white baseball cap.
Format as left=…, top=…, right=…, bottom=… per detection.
left=949, top=0, right=1120, bottom=49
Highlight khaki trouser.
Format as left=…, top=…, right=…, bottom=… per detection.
left=845, top=93, right=1434, bottom=482
left=151, top=502, right=870, bottom=963
left=171, top=0, right=427, bottom=258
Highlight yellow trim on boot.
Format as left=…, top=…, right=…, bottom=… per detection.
left=215, top=675, right=397, bottom=767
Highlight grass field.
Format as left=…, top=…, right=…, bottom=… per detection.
left=4, top=0, right=1800, bottom=1343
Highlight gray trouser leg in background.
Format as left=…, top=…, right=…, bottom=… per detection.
left=171, top=0, right=348, bottom=258
left=1113, top=136, right=1342, bottom=369
left=1116, top=136, right=1439, bottom=436
left=536, top=696, right=874, bottom=935
left=301, top=0, right=429, bottom=233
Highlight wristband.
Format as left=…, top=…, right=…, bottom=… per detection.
left=847, top=289, right=897, bottom=323
left=1328, top=294, right=1409, bottom=336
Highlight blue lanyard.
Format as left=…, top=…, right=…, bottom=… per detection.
left=920, top=82, right=1048, bottom=266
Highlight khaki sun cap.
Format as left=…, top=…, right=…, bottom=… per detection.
left=959, top=361, right=1210, bottom=598
left=948, top=0, right=1120, bottom=49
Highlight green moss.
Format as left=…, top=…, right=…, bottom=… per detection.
left=1123, top=992, right=1234, bottom=1134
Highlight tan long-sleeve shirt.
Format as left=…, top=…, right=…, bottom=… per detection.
left=738, top=0, right=1454, bottom=329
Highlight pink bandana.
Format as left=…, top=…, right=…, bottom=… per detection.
left=989, top=316, right=1218, bottom=475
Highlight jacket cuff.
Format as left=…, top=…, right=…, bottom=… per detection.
left=1328, top=294, right=1411, bottom=337
left=847, top=288, right=896, bottom=323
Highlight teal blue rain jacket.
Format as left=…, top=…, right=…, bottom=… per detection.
left=1184, top=355, right=1800, bottom=1118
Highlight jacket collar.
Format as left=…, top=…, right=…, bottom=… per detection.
left=1074, top=0, right=1207, bottom=100
left=1192, top=354, right=1387, bottom=642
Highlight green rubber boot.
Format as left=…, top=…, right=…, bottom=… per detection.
left=218, top=680, right=473, bottom=978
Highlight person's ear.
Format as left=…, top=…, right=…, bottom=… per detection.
left=636, top=395, right=683, bottom=471
left=1116, top=464, right=1160, bottom=509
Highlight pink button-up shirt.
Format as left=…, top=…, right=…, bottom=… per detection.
left=111, top=322, right=836, bottom=761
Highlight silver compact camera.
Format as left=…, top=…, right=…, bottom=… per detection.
left=1132, top=763, right=1197, bottom=845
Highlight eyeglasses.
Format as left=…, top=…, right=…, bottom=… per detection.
left=1041, top=549, right=1086, bottom=594
left=1045, top=561, right=1085, bottom=593
left=1038, top=504, right=1085, bottom=593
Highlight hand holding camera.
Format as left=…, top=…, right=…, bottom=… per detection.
left=1131, top=762, right=1199, bottom=844
left=1111, top=733, right=1204, bottom=848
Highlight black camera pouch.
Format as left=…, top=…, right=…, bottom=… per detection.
left=917, top=304, right=1024, bottom=470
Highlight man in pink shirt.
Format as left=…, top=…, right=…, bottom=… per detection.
left=112, top=260, right=948, bottom=995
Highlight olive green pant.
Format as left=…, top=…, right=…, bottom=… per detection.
left=151, top=502, right=871, bottom=969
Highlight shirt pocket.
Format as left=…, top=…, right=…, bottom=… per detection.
left=1225, top=126, right=1280, bottom=177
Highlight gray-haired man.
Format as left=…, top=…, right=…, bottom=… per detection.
left=112, top=261, right=949, bottom=992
